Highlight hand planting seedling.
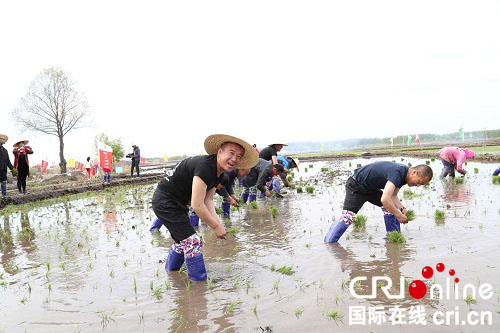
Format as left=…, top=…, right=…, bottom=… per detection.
left=388, top=231, right=406, bottom=243
left=455, top=177, right=464, bottom=184
left=352, top=215, right=367, bottom=231
left=226, top=227, right=239, bottom=235
left=406, top=209, right=416, bottom=221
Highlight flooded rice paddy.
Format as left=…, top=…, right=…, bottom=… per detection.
left=1, top=157, right=499, bottom=332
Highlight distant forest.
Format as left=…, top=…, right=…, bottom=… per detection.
left=285, top=129, right=500, bottom=154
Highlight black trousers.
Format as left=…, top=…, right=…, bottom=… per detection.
left=0, top=169, right=7, bottom=182
left=342, top=176, right=383, bottom=213
left=152, top=187, right=195, bottom=243
left=131, top=159, right=140, bottom=176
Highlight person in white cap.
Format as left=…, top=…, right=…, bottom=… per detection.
left=152, top=134, right=258, bottom=281
left=0, top=134, right=15, bottom=198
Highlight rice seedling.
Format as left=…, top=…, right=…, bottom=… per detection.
left=138, top=311, right=144, bottom=325
left=356, top=164, right=361, bottom=168
left=226, top=227, right=239, bottom=235
left=326, top=310, right=343, bottom=322
left=434, top=209, right=445, bottom=221
left=244, top=278, right=250, bottom=289
left=184, top=280, right=191, bottom=290
left=215, top=207, right=223, bottom=215
left=406, top=209, right=416, bottom=221
left=225, top=300, right=242, bottom=313
left=474, top=167, right=478, bottom=173
left=233, top=276, right=240, bottom=288
left=431, top=157, right=435, bottom=162
left=269, top=205, right=279, bottom=218
left=455, top=177, right=464, bottom=184
left=270, top=264, right=276, bottom=272
left=295, top=308, right=304, bottom=318
left=352, top=214, right=367, bottom=231
left=341, top=279, right=348, bottom=289
left=304, top=167, right=308, bottom=172
left=249, top=201, right=258, bottom=209
left=492, top=176, right=500, bottom=185
left=276, top=266, right=295, bottom=275
left=273, top=278, right=280, bottom=291
left=97, top=310, right=116, bottom=330
left=388, top=231, right=406, bottom=243
left=321, top=167, right=328, bottom=172
left=133, top=277, right=137, bottom=294
left=464, top=295, right=476, bottom=305
left=252, top=305, right=257, bottom=314
left=296, top=187, right=303, bottom=193
left=207, top=276, right=214, bottom=289
left=403, top=189, right=422, bottom=199
left=164, top=281, right=171, bottom=290
left=149, top=281, right=154, bottom=291
left=305, top=186, right=314, bottom=194
left=425, top=160, right=430, bottom=165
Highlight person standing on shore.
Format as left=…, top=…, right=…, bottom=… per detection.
left=438, top=147, right=475, bottom=179
left=13, top=140, right=33, bottom=195
left=129, top=144, right=140, bottom=177
left=85, top=157, right=92, bottom=181
left=0, top=134, right=15, bottom=198
left=152, top=134, right=258, bottom=281
left=324, top=161, right=433, bottom=243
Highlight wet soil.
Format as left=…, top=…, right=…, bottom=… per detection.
left=0, top=157, right=499, bottom=332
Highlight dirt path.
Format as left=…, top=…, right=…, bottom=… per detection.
left=0, top=173, right=163, bottom=209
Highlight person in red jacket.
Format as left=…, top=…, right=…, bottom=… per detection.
left=13, top=140, right=33, bottom=195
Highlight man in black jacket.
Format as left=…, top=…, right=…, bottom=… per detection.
left=241, top=158, right=284, bottom=202
left=0, top=134, right=15, bottom=198
left=130, top=144, right=141, bottom=177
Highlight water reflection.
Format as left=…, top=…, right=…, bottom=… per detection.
left=326, top=242, right=438, bottom=309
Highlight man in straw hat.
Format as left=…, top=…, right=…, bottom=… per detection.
left=0, top=134, right=15, bottom=198
left=152, top=134, right=258, bottom=281
left=12, top=139, right=33, bottom=195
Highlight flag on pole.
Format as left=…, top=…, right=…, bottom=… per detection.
left=407, top=135, right=412, bottom=146
left=140, top=157, right=146, bottom=165
left=67, top=158, right=76, bottom=168
left=320, top=143, right=325, bottom=152
left=163, top=155, right=169, bottom=162
left=99, top=149, right=113, bottom=172
left=77, top=162, right=84, bottom=171
left=415, top=134, right=421, bottom=147
left=41, top=160, right=48, bottom=173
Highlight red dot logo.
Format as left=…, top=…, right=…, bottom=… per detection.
left=422, top=266, right=433, bottom=279
left=449, top=269, right=455, bottom=276
left=409, top=280, right=427, bottom=299
left=436, top=263, right=445, bottom=272
left=454, top=278, right=459, bottom=283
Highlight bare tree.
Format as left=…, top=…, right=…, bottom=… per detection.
left=12, top=67, right=89, bottom=173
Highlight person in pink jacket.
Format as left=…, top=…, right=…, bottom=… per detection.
left=439, top=147, right=475, bottom=179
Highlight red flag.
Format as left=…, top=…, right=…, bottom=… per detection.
left=41, top=160, right=48, bottom=173
left=77, top=162, right=84, bottom=171
left=99, top=149, right=113, bottom=172
left=415, top=134, right=421, bottom=147
left=140, top=157, right=146, bottom=165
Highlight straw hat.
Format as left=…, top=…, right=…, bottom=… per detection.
left=204, top=134, right=259, bottom=169
left=269, top=140, right=288, bottom=146
left=287, top=157, right=300, bottom=170
left=0, top=134, right=7, bottom=144
left=13, top=139, right=29, bottom=147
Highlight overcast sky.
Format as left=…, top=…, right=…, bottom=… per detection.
left=1, top=0, right=499, bottom=164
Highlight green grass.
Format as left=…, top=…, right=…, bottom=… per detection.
left=434, top=209, right=445, bottom=220
left=276, top=266, right=295, bottom=275
left=387, top=231, right=406, bottom=243
left=406, top=209, right=416, bottom=221
left=352, top=214, right=367, bottom=231
left=269, top=205, right=279, bottom=218
left=305, top=186, right=314, bottom=194
left=455, top=177, right=464, bottom=184
left=492, top=176, right=500, bottom=185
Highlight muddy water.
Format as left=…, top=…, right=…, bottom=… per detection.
left=0, top=158, right=499, bottom=332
